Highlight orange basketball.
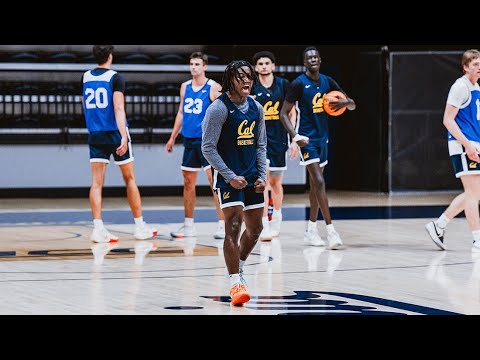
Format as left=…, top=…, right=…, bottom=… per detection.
left=323, top=90, right=347, bottom=116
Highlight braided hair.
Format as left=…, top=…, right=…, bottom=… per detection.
left=221, top=60, right=257, bottom=94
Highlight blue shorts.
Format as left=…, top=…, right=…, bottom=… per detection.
left=267, top=151, right=287, bottom=171
left=216, top=187, right=265, bottom=211
left=182, top=137, right=210, bottom=172
left=89, top=130, right=134, bottom=165
left=449, top=140, right=480, bottom=178
left=299, top=142, right=328, bottom=168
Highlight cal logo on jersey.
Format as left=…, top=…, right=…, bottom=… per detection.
left=312, top=93, right=326, bottom=114
left=263, top=101, right=280, bottom=120
left=223, top=192, right=231, bottom=200
left=237, top=120, right=255, bottom=146
left=470, top=162, right=478, bottom=169
left=303, top=152, right=310, bottom=160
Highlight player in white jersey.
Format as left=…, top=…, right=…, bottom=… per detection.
left=426, top=49, right=480, bottom=252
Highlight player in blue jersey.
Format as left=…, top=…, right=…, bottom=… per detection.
left=166, top=52, right=225, bottom=240
left=426, top=49, right=480, bottom=252
left=251, top=51, right=298, bottom=241
left=279, top=46, right=356, bottom=250
left=202, top=60, right=267, bottom=306
left=83, top=45, right=157, bottom=243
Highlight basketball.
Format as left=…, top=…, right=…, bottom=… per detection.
left=323, top=90, right=347, bottom=116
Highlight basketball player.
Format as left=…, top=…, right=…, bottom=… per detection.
left=166, top=52, right=225, bottom=240
left=279, top=46, right=356, bottom=249
left=425, top=49, right=480, bottom=252
left=201, top=60, right=267, bottom=306
left=251, top=51, right=298, bottom=241
left=82, top=45, right=157, bottom=243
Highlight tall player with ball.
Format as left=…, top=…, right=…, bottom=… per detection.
left=279, top=46, right=356, bottom=249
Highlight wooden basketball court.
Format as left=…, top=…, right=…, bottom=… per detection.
left=0, top=191, right=476, bottom=315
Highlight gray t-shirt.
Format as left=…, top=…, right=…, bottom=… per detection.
left=201, top=96, right=267, bottom=184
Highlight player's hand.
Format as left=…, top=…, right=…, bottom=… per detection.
left=165, top=138, right=175, bottom=153
left=327, top=97, right=349, bottom=111
left=289, top=142, right=300, bottom=160
left=116, top=137, right=128, bottom=156
left=230, top=176, right=247, bottom=189
left=466, top=143, right=480, bottom=162
left=254, top=178, right=266, bottom=193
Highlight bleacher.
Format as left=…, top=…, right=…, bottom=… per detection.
left=0, top=45, right=304, bottom=145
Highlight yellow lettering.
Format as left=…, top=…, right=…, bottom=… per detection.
left=312, top=92, right=325, bottom=113
left=237, top=120, right=256, bottom=139
left=237, top=139, right=254, bottom=145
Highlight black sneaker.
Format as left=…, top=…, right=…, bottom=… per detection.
left=425, top=221, right=446, bottom=250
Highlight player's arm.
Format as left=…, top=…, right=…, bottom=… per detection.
left=113, top=75, right=128, bottom=156
left=328, top=77, right=356, bottom=111
left=287, top=105, right=299, bottom=159
left=256, top=103, right=267, bottom=184
left=210, top=81, right=222, bottom=102
left=166, top=82, right=187, bottom=153
left=280, top=80, right=308, bottom=147
left=202, top=101, right=244, bottom=188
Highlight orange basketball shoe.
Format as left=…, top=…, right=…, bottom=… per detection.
left=229, top=283, right=251, bottom=306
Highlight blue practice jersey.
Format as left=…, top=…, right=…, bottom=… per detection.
left=252, top=76, right=289, bottom=155
left=447, top=75, right=480, bottom=142
left=215, top=93, right=261, bottom=188
left=286, top=73, right=343, bottom=145
left=82, top=68, right=127, bottom=132
left=182, top=79, right=215, bottom=138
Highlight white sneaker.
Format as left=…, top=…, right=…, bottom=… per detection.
left=214, top=221, right=225, bottom=239
left=304, top=228, right=325, bottom=247
left=134, top=221, right=158, bottom=240
left=171, top=224, right=196, bottom=238
left=327, top=231, right=343, bottom=250
left=90, top=228, right=119, bottom=243
left=425, top=221, right=446, bottom=250
left=260, top=223, right=273, bottom=241
left=270, top=214, right=282, bottom=237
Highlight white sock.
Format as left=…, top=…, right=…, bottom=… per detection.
left=93, top=219, right=104, bottom=230
left=262, top=216, right=269, bottom=226
left=272, top=208, right=282, bottom=218
left=239, top=259, right=246, bottom=273
left=134, top=216, right=144, bottom=226
left=436, top=213, right=450, bottom=229
left=473, top=230, right=480, bottom=243
left=185, top=218, right=194, bottom=227
left=308, top=220, right=317, bottom=231
left=326, top=224, right=336, bottom=235
left=218, top=219, right=225, bottom=228
left=229, top=274, right=241, bottom=287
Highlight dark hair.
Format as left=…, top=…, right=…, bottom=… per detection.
left=221, top=60, right=257, bottom=94
left=303, top=46, right=319, bottom=58
left=93, top=45, right=114, bottom=65
left=190, top=51, right=209, bottom=65
left=252, top=51, right=276, bottom=65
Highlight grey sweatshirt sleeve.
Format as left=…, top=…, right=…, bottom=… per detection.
left=255, top=101, right=267, bottom=182
left=201, top=99, right=238, bottom=183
